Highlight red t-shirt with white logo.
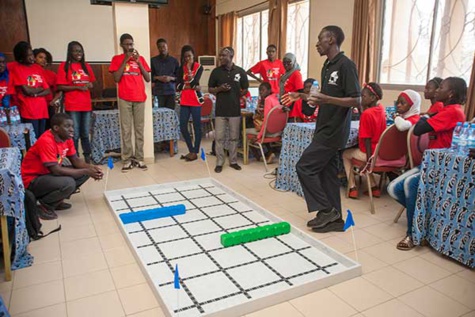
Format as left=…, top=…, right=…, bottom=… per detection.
left=249, top=59, right=285, bottom=94
left=109, top=54, right=150, bottom=102
left=358, top=104, right=387, bottom=153
left=8, top=63, right=49, bottom=119
left=21, top=130, right=77, bottom=188
left=427, top=104, right=466, bottom=149
left=57, top=62, right=96, bottom=111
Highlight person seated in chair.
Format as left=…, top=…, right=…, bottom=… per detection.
left=393, top=90, right=421, bottom=131
left=388, top=77, right=466, bottom=251
left=248, top=82, right=281, bottom=164
left=21, top=113, right=103, bottom=220
left=342, top=82, right=386, bottom=199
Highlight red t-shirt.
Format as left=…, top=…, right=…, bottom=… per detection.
left=426, top=104, right=466, bottom=149
left=406, top=114, right=420, bottom=125
left=283, top=70, right=303, bottom=95
left=249, top=59, right=285, bottom=94
left=109, top=54, right=150, bottom=102
left=21, top=130, right=77, bottom=188
left=358, top=104, right=386, bottom=153
left=8, top=63, right=49, bottom=119
left=290, top=99, right=318, bottom=122
left=0, top=79, right=7, bottom=102
left=179, top=63, right=202, bottom=107
left=57, top=62, right=96, bottom=111
left=427, top=101, right=444, bottom=114
left=43, top=69, right=57, bottom=103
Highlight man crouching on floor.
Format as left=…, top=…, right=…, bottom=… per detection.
left=21, top=113, right=103, bottom=220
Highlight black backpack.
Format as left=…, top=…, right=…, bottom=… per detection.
left=24, top=190, right=61, bottom=240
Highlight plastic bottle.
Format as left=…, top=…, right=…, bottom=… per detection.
left=310, top=80, right=320, bottom=95
left=467, top=123, right=475, bottom=153
left=153, top=95, right=159, bottom=109
left=450, top=122, right=463, bottom=152
left=458, top=122, right=470, bottom=155
left=13, top=106, right=21, bottom=124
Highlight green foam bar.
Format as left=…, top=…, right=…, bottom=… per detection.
left=220, top=222, right=291, bottom=247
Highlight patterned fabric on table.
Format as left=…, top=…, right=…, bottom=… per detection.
left=414, top=149, right=475, bottom=268
left=3, top=123, right=37, bottom=150
left=0, top=147, right=34, bottom=269
left=91, top=108, right=180, bottom=164
left=275, top=121, right=359, bottom=197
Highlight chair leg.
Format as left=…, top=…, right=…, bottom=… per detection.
left=257, top=143, right=268, bottom=172
left=366, top=173, right=375, bottom=214
left=394, top=206, right=405, bottom=223
left=246, top=139, right=250, bottom=165
left=1, top=216, right=11, bottom=281
left=347, top=168, right=355, bottom=198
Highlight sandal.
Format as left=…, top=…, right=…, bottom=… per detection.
left=348, top=187, right=358, bottom=199
left=396, top=236, right=414, bottom=251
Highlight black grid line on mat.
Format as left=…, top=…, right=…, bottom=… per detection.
left=112, top=184, right=342, bottom=315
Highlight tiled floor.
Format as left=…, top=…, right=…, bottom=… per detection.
left=2, top=139, right=474, bottom=317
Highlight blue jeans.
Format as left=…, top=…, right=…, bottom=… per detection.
left=22, top=118, right=46, bottom=138
left=67, top=111, right=91, bottom=156
left=387, top=166, right=421, bottom=236
left=179, top=105, right=202, bottom=154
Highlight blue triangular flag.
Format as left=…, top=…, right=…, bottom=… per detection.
left=174, top=264, right=180, bottom=289
left=107, top=156, right=114, bottom=169
left=344, top=210, right=355, bottom=231
left=200, top=148, right=206, bottom=161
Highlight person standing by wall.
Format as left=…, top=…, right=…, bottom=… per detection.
left=296, top=26, right=361, bottom=233
left=57, top=41, right=96, bottom=164
left=246, top=45, right=285, bottom=94
left=208, top=47, right=249, bottom=173
left=109, top=33, right=151, bottom=172
left=151, top=38, right=179, bottom=110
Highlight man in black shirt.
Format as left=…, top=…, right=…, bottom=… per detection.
left=296, top=25, right=361, bottom=233
left=150, top=38, right=179, bottom=110
left=208, top=47, right=249, bottom=173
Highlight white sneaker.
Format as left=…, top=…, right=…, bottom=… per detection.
left=121, top=161, right=133, bottom=173
left=135, top=161, right=148, bottom=171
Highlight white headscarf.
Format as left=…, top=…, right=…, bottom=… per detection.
left=399, top=89, right=421, bottom=119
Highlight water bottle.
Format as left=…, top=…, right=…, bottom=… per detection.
left=458, top=122, right=470, bottom=155
left=467, top=123, right=475, bottom=152
left=310, top=80, right=320, bottom=95
left=153, top=95, right=159, bottom=109
left=13, top=106, right=21, bottom=124
left=450, top=122, right=463, bottom=152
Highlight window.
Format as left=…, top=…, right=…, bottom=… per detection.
left=379, top=0, right=475, bottom=85
left=286, top=0, right=310, bottom=79
left=235, top=9, right=269, bottom=72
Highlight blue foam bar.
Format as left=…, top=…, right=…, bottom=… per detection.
left=119, top=204, right=186, bottom=224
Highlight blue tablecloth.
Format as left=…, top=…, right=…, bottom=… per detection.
left=414, top=149, right=475, bottom=268
left=275, top=121, right=359, bottom=196
left=90, top=108, right=180, bottom=164
left=0, top=147, right=33, bottom=269
left=3, top=123, right=37, bottom=150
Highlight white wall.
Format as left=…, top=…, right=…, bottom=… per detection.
left=24, top=0, right=115, bottom=62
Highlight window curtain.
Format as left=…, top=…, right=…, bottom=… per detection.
left=268, top=0, right=288, bottom=59
left=350, top=0, right=380, bottom=83
left=465, top=53, right=475, bottom=120
left=218, top=12, right=237, bottom=49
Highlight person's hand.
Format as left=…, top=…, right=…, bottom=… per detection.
left=125, top=49, right=134, bottom=60
left=469, top=148, right=475, bottom=159
left=287, top=92, right=302, bottom=102
left=78, top=85, right=89, bottom=91
left=87, top=166, right=103, bottom=180
left=280, top=93, right=293, bottom=106
left=132, top=50, right=140, bottom=61
left=308, top=92, right=327, bottom=106
left=194, top=85, right=201, bottom=91
left=219, top=83, right=231, bottom=92
left=86, top=82, right=93, bottom=89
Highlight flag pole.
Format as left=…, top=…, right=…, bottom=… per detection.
left=104, top=156, right=114, bottom=192
left=350, top=226, right=358, bottom=262
left=104, top=168, right=110, bottom=192
left=201, top=148, right=211, bottom=178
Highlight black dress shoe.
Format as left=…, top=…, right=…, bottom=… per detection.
left=229, top=163, right=242, bottom=171
left=306, top=208, right=340, bottom=228
left=312, top=219, right=345, bottom=233
left=214, top=166, right=223, bottom=173
left=55, top=201, right=72, bottom=210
